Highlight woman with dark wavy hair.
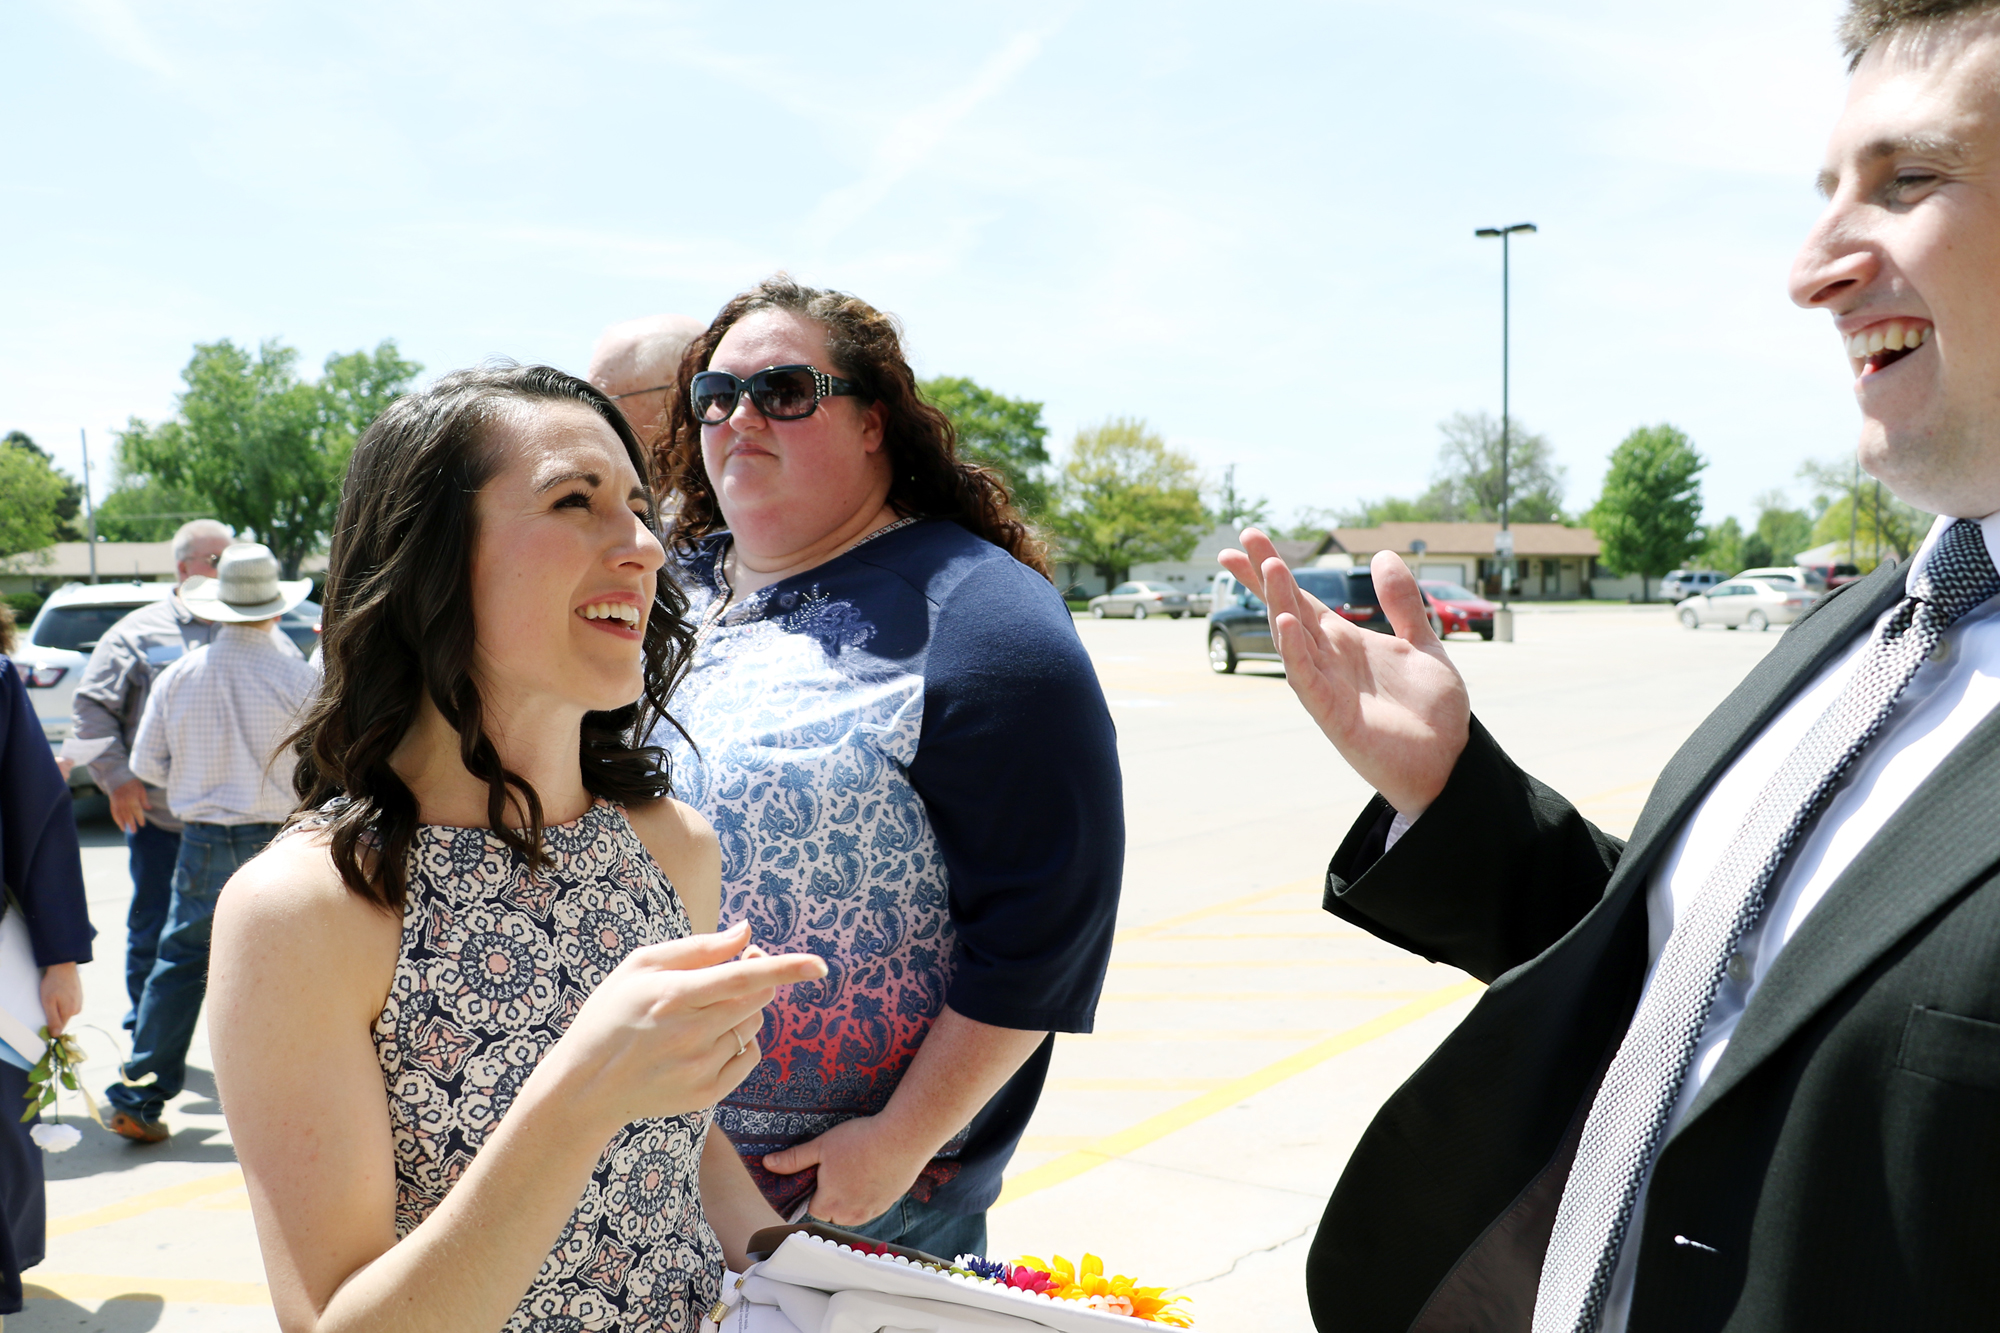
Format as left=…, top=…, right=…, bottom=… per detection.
left=649, top=276, right=1125, bottom=1259
left=206, top=365, right=823, bottom=1333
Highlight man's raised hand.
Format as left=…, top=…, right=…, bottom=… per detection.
left=1218, top=529, right=1470, bottom=818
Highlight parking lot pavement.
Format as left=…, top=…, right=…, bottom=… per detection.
left=17, top=602, right=1780, bottom=1332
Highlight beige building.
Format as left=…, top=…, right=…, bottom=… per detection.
left=1, top=540, right=328, bottom=598
left=0, top=541, right=180, bottom=596
left=1323, top=522, right=1642, bottom=601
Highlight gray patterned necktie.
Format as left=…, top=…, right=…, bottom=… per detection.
left=1532, top=519, right=2000, bottom=1333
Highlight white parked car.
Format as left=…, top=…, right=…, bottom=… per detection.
left=1678, top=578, right=1815, bottom=632
left=13, top=581, right=178, bottom=789
left=1086, top=582, right=1193, bottom=620
left=1738, top=565, right=1829, bottom=593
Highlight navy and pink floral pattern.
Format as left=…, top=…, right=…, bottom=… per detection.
left=371, top=801, right=722, bottom=1332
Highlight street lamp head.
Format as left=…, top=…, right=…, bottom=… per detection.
left=1476, top=222, right=1538, bottom=238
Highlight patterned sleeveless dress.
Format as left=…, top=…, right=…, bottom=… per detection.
left=370, top=800, right=724, bottom=1332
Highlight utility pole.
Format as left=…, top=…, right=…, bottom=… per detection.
left=80, top=428, right=98, bottom=584
left=1873, top=479, right=1883, bottom=566
left=1476, top=221, right=1537, bottom=640
left=1849, top=457, right=1859, bottom=568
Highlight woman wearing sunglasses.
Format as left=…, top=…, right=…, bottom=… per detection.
left=206, top=365, right=825, bottom=1333
left=653, top=275, right=1125, bottom=1258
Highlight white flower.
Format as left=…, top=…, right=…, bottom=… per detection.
left=30, top=1122, right=81, bottom=1152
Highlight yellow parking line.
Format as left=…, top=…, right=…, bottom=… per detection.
left=1146, top=931, right=1367, bottom=941
left=23, top=1273, right=270, bottom=1306
left=1113, top=879, right=1319, bottom=944
left=1103, top=988, right=1441, bottom=1002
left=1108, top=959, right=1382, bottom=971
left=1059, top=1029, right=1332, bottom=1042
left=1045, top=1077, right=1230, bottom=1092
left=995, top=979, right=1483, bottom=1207
left=47, top=1169, right=245, bottom=1237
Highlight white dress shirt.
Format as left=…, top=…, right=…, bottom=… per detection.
left=129, top=622, right=319, bottom=826
left=1595, top=512, right=2000, bottom=1330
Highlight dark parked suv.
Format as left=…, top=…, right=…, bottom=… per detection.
left=1207, top=568, right=1389, bottom=673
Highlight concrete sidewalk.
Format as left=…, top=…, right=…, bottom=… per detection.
left=14, top=608, right=1781, bottom=1332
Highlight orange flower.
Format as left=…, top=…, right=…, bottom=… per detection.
left=1008, top=1253, right=1193, bottom=1325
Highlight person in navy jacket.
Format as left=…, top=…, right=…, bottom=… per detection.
left=0, top=649, right=93, bottom=1319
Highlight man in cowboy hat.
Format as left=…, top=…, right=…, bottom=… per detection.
left=105, top=543, right=317, bottom=1143
left=66, top=517, right=231, bottom=1036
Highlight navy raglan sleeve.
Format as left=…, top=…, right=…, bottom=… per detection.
left=0, top=658, right=93, bottom=966
left=905, top=559, right=1123, bottom=1032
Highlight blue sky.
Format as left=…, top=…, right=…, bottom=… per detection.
left=4, top=0, right=1861, bottom=529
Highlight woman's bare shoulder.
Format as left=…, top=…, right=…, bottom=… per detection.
left=216, top=828, right=403, bottom=969
left=621, top=798, right=722, bottom=928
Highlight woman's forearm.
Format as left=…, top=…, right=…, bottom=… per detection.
left=301, top=1087, right=611, bottom=1333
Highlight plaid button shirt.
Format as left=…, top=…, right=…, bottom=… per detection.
left=129, top=623, right=319, bottom=826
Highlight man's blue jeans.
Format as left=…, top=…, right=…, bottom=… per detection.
left=123, top=822, right=180, bottom=1031
left=107, top=822, right=278, bottom=1124
left=844, top=1194, right=987, bottom=1263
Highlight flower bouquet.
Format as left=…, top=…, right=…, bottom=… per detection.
left=711, top=1223, right=1194, bottom=1333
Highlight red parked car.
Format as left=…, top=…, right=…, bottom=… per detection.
left=1420, top=580, right=1498, bottom=641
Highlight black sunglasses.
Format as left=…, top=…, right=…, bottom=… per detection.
left=689, top=364, right=861, bottom=424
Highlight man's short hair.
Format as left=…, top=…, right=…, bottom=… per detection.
left=1841, top=0, right=2000, bottom=68
left=171, top=518, right=231, bottom=563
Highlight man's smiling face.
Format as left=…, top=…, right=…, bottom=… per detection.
left=1791, top=15, right=2000, bottom=517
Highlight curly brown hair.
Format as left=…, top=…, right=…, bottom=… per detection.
left=285, top=364, right=697, bottom=912
left=658, top=274, right=1050, bottom=579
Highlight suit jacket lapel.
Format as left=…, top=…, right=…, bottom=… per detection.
left=1609, top=565, right=1910, bottom=892
left=1683, top=683, right=2000, bottom=1122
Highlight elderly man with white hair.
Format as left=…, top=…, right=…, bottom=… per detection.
left=587, top=312, right=706, bottom=443
left=104, top=542, right=315, bottom=1144
left=66, top=518, right=231, bottom=1040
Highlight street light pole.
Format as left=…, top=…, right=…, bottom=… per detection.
left=80, top=427, right=98, bottom=584
left=1475, top=221, right=1536, bottom=641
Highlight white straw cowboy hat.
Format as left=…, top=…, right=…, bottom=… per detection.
left=178, top=543, right=313, bottom=623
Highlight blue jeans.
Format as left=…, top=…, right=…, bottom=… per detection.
left=842, top=1194, right=987, bottom=1262
left=107, top=822, right=278, bottom=1123
left=123, top=822, right=180, bottom=1031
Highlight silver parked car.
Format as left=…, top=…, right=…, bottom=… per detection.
left=1659, top=569, right=1726, bottom=601
left=1086, top=581, right=1193, bottom=620
left=1678, top=578, right=1815, bottom=632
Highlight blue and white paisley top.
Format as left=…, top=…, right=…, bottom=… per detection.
left=657, top=518, right=1124, bottom=1216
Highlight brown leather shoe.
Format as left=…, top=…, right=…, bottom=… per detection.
left=107, top=1110, right=169, bottom=1144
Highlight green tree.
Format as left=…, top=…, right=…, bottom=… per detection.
left=92, top=476, right=215, bottom=542
left=118, top=338, right=420, bottom=577
left=1697, top=515, right=1745, bottom=573
left=1048, top=418, right=1207, bottom=586
left=1799, top=458, right=1929, bottom=567
left=1329, top=494, right=1452, bottom=527
left=1429, top=411, right=1567, bottom=523
left=1739, top=490, right=1816, bottom=570
left=918, top=375, right=1052, bottom=516
left=3, top=431, right=85, bottom=541
left=1285, top=505, right=1345, bottom=540
left=1589, top=424, right=1706, bottom=601
left=1213, top=466, right=1271, bottom=529
left=1320, top=411, right=1568, bottom=529
left=0, top=435, right=74, bottom=558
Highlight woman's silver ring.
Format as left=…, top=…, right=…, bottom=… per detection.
left=734, top=1029, right=749, bottom=1057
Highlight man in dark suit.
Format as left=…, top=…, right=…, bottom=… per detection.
left=1222, top=4, right=2000, bottom=1329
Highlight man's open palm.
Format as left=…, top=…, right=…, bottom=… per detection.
left=1218, top=530, right=1470, bottom=817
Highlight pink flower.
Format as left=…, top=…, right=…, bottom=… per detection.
left=1006, top=1266, right=1055, bottom=1294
